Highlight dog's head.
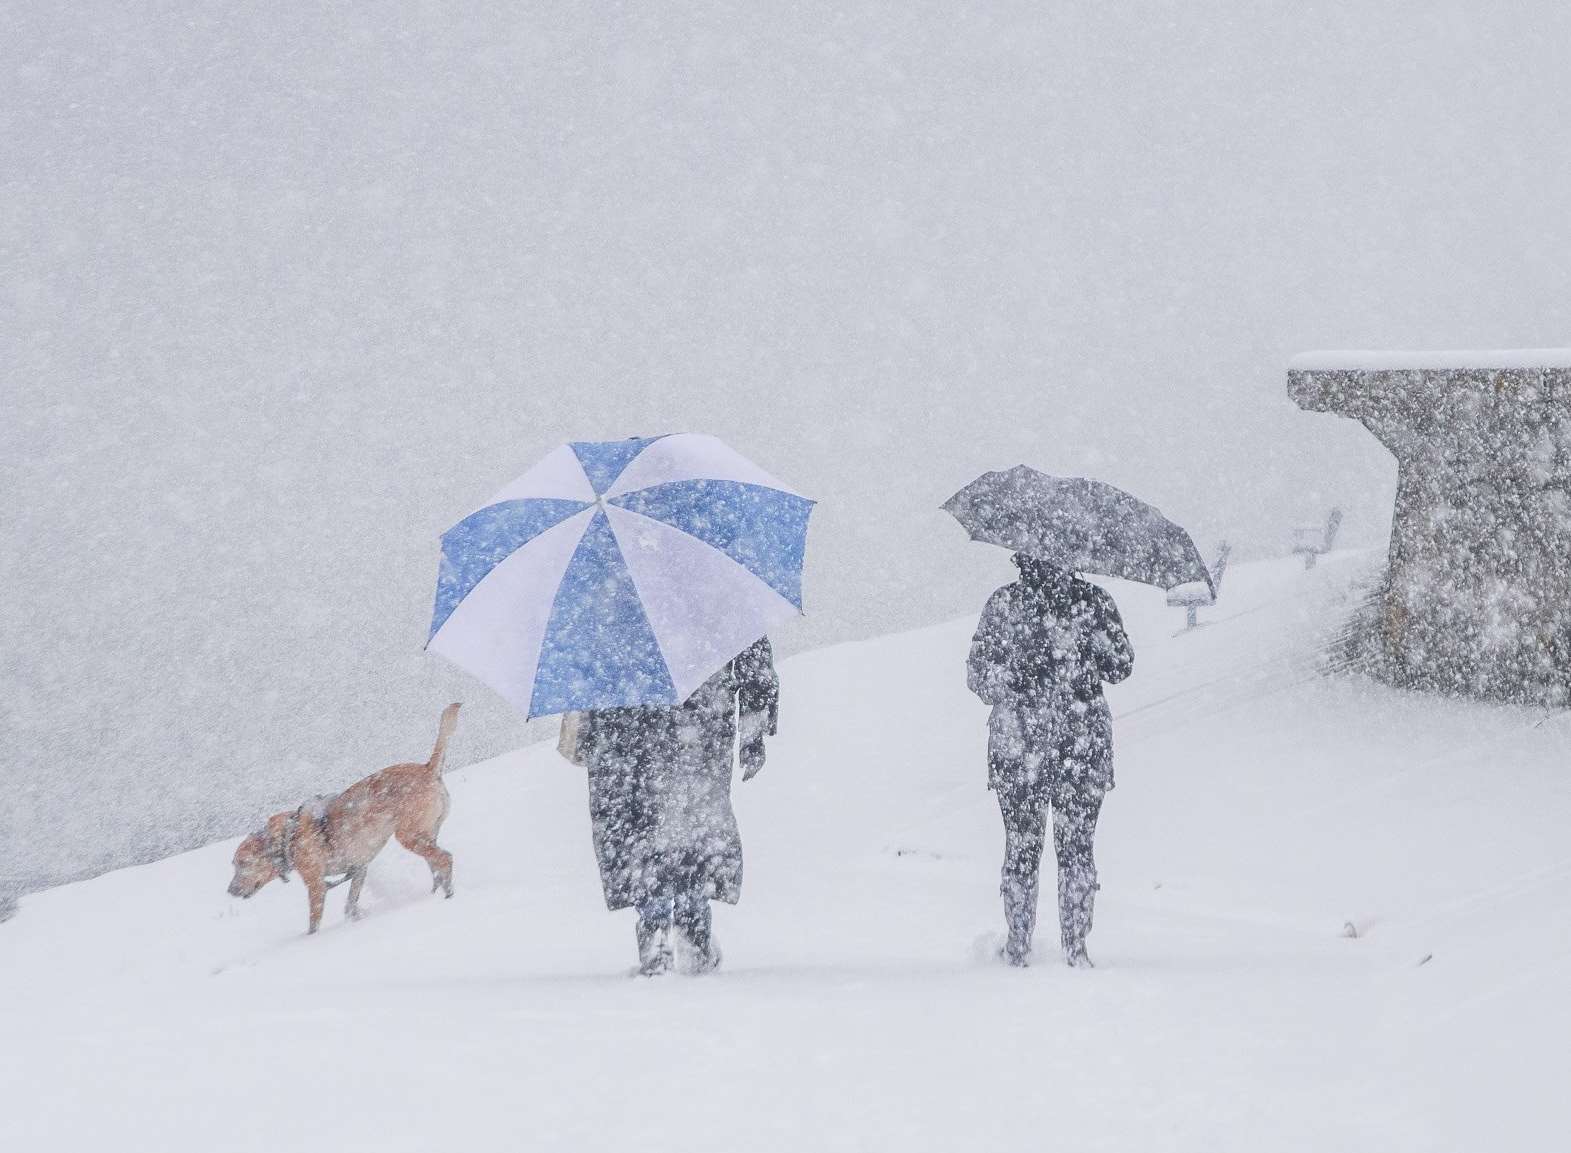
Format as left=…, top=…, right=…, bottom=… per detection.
left=227, top=813, right=292, bottom=898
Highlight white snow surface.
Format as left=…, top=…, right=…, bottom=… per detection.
left=4, top=554, right=1569, bottom=1151
left=1289, top=349, right=1571, bottom=371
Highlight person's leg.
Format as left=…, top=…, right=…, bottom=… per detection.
left=997, top=784, right=1048, bottom=965
left=1052, top=786, right=1103, bottom=967
left=635, top=889, right=674, bottom=976
left=669, top=850, right=720, bottom=973
left=674, top=883, right=719, bottom=973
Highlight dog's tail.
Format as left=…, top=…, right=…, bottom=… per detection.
left=426, top=702, right=462, bottom=775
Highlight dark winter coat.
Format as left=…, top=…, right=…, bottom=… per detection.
left=580, top=638, right=779, bottom=911
left=967, top=564, right=1133, bottom=802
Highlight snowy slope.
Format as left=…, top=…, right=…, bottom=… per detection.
left=3, top=554, right=1569, bottom=1152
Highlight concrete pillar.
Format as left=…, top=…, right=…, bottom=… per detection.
left=1288, top=351, right=1571, bottom=704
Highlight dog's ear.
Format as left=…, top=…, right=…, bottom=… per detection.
left=274, top=827, right=292, bottom=883
left=262, top=815, right=294, bottom=883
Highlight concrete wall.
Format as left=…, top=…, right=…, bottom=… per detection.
left=1289, top=358, right=1571, bottom=703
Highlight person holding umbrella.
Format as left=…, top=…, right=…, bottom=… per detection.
left=576, top=636, right=778, bottom=975
left=427, top=434, right=813, bottom=975
left=966, top=553, right=1132, bottom=968
left=945, top=467, right=1211, bottom=967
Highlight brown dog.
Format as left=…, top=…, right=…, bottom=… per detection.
left=228, top=703, right=461, bottom=934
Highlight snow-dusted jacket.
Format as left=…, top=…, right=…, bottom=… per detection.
left=580, top=638, right=779, bottom=911
left=967, top=571, right=1133, bottom=798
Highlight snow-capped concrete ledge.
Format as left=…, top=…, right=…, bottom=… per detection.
left=1288, top=349, right=1571, bottom=371
left=1287, top=352, right=1571, bottom=704
left=1287, top=354, right=1571, bottom=416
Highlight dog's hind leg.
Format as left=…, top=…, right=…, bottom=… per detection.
left=305, top=875, right=327, bottom=935
left=398, top=831, right=454, bottom=898
left=344, top=866, right=369, bottom=921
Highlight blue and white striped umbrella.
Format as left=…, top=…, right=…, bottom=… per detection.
left=427, top=434, right=814, bottom=719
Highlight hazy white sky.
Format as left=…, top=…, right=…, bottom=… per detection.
left=5, top=1, right=1570, bottom=891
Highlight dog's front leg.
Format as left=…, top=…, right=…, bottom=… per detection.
left=345, top=867, right=368, bottom=921
left=304, top=873, right=327, bottom=934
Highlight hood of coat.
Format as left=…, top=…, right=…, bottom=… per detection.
left=1012, top=554, right=1076, bottom=600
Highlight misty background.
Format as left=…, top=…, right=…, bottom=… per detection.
left=5, top=1, right=1569, bottom=895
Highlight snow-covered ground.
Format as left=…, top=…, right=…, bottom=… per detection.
left=4, top=554, right=1568, bottom=1151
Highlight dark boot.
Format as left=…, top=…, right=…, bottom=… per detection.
left=1058, top=868, right=1097, bottom=968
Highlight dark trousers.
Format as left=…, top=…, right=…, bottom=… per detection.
left=635, top=850, right=714, bottom=969
left=637, top=888, right=712, bottom=948
left=997, top=779, right=1102, bottom=958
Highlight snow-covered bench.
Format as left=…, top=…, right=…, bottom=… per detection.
left=1290, top=508, right=1342, bottom=569
left=1168, top=542, right=1231, bottom=629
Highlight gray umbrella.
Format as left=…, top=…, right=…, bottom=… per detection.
left=942, top=466, right=1212, bottom=593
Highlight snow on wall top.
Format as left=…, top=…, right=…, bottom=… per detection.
left=1289, top=349, right=1571, bottom=372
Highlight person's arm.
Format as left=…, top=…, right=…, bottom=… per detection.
left=1088, top=590, right=1134, bottom=685
left=736, top=637, right=779, bottom=733
left=967, top=589, right=1014, bottom=706
left=737, top=638, right=779, bottom=780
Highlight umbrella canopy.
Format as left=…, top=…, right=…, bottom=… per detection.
left=942, top=466, right=1211, bottom=593
left=427, top=434, right=814, bottom=719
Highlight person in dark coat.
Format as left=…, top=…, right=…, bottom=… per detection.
left=967, top=554, right=1133, bottom=967
left=578, top=637, right=779, bottom=976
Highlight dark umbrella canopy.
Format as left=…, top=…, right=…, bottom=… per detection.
left=943, top=466, right=1212, bottom=593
